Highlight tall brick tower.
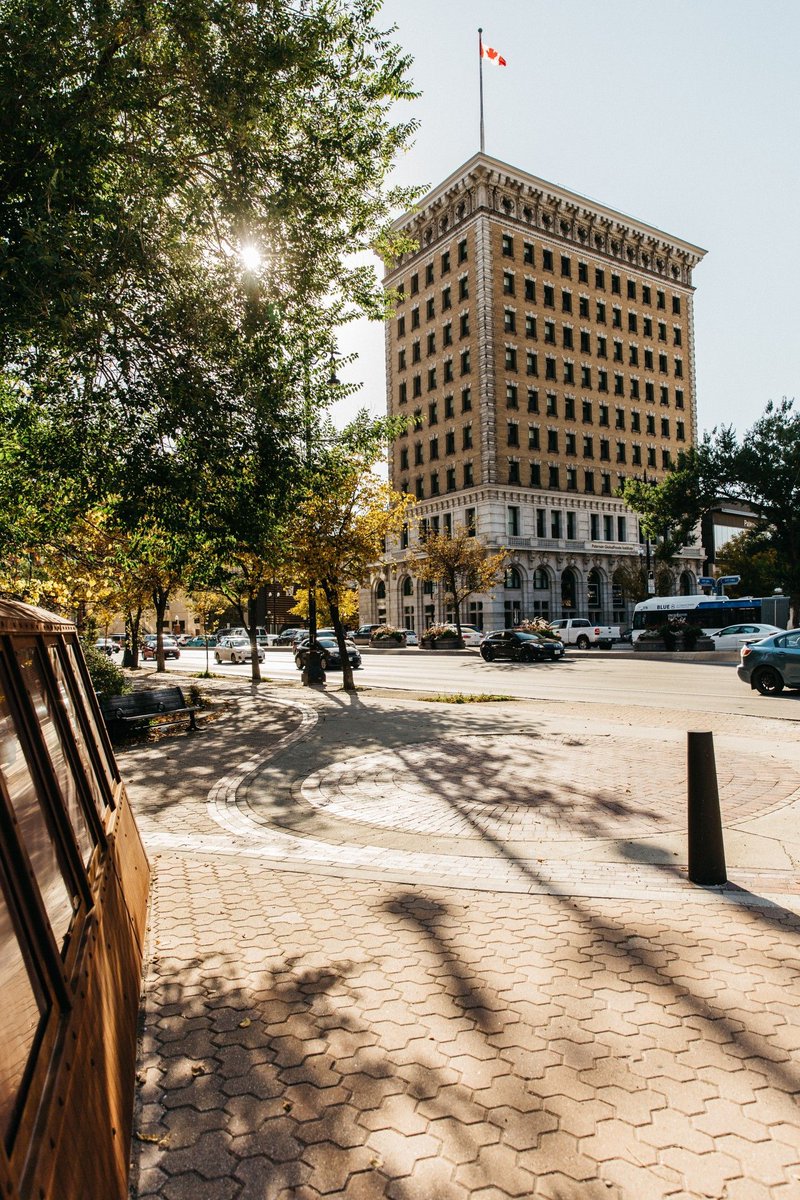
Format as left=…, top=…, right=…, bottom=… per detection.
left=370, top=154, right=706, bottom=632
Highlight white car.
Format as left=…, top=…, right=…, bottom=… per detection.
left=710, top=623, right=784, bottom=651
left=459, top=624, right=485, bottom=647
left=94, top=638, right=120, bottom=656
left=402, top=629, right=419, bottom=646
left=214, top=636, right=265, bottom=664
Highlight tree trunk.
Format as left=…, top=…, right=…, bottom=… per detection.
left=152, top=587, right=169, bottom=672
left=449, top=569, right=465, bottom=644
left=324, top=584, right=356, bottom=692
left=124, top=606, right=143, bottom=668
left=247, top=593, right=262, bottom=683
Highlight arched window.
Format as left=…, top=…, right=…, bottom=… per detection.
left=375, top=580, right=386, bottom=600
left=679, top=571, right=694, bottom=596
left=533, top=567, right=549, bottom=590
left=402, top=577, right=414, bottom=597
left=504, top=567, right=522, bottom=589
left=611, top=569, right=627, bottom=622
left=561, top=568, right=577, bottom=613
left=587, top=568, right=602, bottom=612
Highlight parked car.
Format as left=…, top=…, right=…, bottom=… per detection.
left=480, top=630, right=565, bottom=663
left=549, top=618, right=620, bottom=650
left=94, top=638, right=120, bottom=656
left=402, top=629, right=419, bottom=647
left=215, top=637, right=265, bottom=664
left=293, top=628, right=340, bottom=650
left=215, top=625, right=273, bottom=645
left=142, top=636, right=181, bottom=661
left=275, top=627, right=306, bottom=646
left=294, top=637, right=362, bottom=671
left=183, top=635, right=218, bottom=649
left=737, top=630, right=800, bottom=695
left=459, top=624, right=484, bottom=647
left=711, top=623, right=784, bottom=651
left=350, top=624, right=382, bottom=644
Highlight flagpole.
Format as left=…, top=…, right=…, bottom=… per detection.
left=478, top=27, right=485, bottom=154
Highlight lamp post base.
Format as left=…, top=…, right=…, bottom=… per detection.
left=301, top=648, right=326, bottom=686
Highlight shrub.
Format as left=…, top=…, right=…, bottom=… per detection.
left=81, top=641, right=130, bottom=696
left=639, top=617, right=701, bottom=649
left=423, top=623, right=460, bottom=641
left=516, top=618, right=560, bottom=641
left=370, top=625, right=405, bottom=643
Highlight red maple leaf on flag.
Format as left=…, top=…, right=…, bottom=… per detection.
left=481, top=43, right=507, bottom=67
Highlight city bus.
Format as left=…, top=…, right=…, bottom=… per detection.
left=631, top=593, right=790, bottom=641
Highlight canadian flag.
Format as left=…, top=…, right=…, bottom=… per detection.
left=481, top=41, right=507, bottom=67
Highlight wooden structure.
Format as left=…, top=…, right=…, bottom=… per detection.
left=0, top=600, right=150, bottom=1200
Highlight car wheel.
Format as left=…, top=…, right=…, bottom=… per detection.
left=576, top=635, right=590, bottom=650
left=214, top=653, right=221, bottom=663
left=481, top=646, right=494, bottom=662
left=754, top=667, right=784, bottom=696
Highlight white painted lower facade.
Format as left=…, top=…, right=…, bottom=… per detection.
left=360, top=486, right=704, bottom=633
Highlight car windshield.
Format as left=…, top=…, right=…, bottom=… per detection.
left=228, top=638, right=248, bottom=646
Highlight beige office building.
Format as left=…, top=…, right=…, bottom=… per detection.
left=365, top=153, right=706, bottom=632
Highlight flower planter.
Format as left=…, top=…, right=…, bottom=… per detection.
left=635, top=636, right=715, bottom=652
left=421, top=637, right=464, bottom=650
left=369, top=635, right=406, bottom=649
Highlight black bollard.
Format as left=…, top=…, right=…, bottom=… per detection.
left=687, top=731, right=727, bottom=885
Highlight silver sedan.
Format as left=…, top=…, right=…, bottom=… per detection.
left=214, top=637, right=265, bottom=665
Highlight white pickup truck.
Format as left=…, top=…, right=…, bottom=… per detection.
left=548, top=618, right=621, bottom=650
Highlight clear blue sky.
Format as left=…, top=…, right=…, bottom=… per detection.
left=333, top=0, right=800, bottom=439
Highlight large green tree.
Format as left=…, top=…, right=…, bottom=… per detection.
left=0, top=0, right=418, bottom=603
left=620, top=399, right=800, bottom=624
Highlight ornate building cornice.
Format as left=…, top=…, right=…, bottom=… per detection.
left=386, top=153, right=706, bottom=289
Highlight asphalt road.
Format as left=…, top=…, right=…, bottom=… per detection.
left=147, top=645, right=800, bottom=721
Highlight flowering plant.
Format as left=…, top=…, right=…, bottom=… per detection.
left=370, top=625, right=406, bottom=642
left=516, top=618, right=561, bottom=641
left=424, top=623, right=460, bottom=640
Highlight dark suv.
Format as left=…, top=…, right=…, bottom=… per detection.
left=350, top=624, right=382, bottom=644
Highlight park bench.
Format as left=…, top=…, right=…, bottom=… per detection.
left=99, top=686, right=200, bottom=736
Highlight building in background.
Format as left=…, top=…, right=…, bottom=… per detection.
left=363, top=153, right=707, bottom=631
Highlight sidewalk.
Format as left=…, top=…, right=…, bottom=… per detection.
left=125, top=678, right=800, bottom=1199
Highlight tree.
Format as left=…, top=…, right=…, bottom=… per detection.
left=411, top=530, right=506, bottom=643
left=288, top=585, right=360, bottom=631
left=619, top=449, right=715, bottom=564
left=0, top=0, right=420, bottom=625
left=620, top=400, right=800, bottom=625
left=715, top=530, right=783, bottom=600
left=286, top=413, right=412, bottom=692
left=712, top=400, right=800, bottom=624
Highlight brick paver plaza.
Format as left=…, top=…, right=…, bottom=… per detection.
left=125, top=679, right=800, bottom=1199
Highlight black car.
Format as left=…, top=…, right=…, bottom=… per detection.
left=275, top=627, right=306, bottom=645
left=294, top=636, right=362, bottom=671
left=480, top=630, right=565, bottom=663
